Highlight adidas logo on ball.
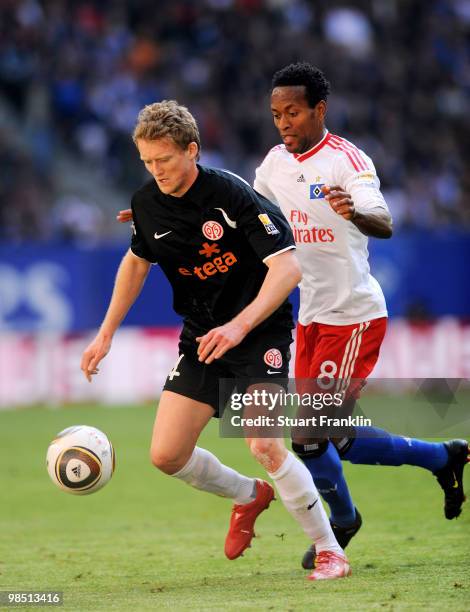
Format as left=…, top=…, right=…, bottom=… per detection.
left=71, top=464, right=81, bottom=478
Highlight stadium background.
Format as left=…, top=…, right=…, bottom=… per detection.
left=1, top=2, right=469, bottom=610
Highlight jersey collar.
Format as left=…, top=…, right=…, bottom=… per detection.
left=158, top=164, right=206, bottom=204
left=293, top=131, right=330, bottom=163
left=179, top=164, right=206, bottom=201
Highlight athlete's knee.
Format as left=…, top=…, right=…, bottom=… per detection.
left=149, top=445, right=189, bottom=475
left=248, top=438, right=286, bottom=472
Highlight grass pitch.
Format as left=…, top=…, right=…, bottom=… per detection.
left=0, top=404, right=468, bottom=611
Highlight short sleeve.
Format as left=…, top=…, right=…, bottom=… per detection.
left=221, top=172, right=295, bottom=262
left=254, top=153, right=279, bottom=204
left=130, top=195, right=158, bottom=263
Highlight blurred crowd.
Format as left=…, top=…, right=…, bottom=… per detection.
left=0, top=0, right=469, bottom=241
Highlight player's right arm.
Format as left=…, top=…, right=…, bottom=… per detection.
left=80, top=249, right=151, bottom=382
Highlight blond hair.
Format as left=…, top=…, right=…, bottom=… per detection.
left=133, top=100, right=201, bottom=156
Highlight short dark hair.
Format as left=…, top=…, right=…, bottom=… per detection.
left=271, top=62, right=331, bottom=108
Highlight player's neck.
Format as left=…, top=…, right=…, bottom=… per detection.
left=172, top=164, right=200, bottom=198
left=300, top=129, right=328, bottom=155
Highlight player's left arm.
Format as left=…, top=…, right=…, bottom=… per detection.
left=328, top=151, right=393, bottom=238
left=197, top=250, right=301, bottom=364
left=324, top=184, right=393, bottom=238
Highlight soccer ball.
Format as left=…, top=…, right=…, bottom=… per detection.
left=46, top=425, right=115, bottom=495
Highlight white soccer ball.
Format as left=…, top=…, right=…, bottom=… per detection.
left=46, top=425, right=115, bottom=495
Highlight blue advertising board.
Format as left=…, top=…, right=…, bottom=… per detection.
left=0, top=231, right=469, bottom=332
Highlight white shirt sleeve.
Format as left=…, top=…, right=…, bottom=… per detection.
left=254, top=153, right=279, bottom=205
left=333, top=149, right=390, bottom=214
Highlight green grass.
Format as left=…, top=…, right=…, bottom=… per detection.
left=0, top=405, right=469, bottom=611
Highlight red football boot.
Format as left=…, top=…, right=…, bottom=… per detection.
left=308, top=551, right=351, bottom=580
left=224, top=480, right=275, bottom=560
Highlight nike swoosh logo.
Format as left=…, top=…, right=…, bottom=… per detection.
left=307, top=499, right=318, bottom=510
left=267, top=370, right=282, bottom=375
left=154, top=231, right=172, bottom=240
left=214, top=207, right=237, bottom=228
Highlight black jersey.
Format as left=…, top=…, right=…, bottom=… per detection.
left=130, top=165, right=295, bottom=337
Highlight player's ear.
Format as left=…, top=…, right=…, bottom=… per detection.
left=187, top=141, right=199, bottom=161
left=315, top=100, right=327, bottom=121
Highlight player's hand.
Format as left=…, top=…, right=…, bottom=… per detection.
left=80, top=334, right=112, bottom=382
left=116, top=209, right=133, bottom=223
left=322, top=185, right=355, bottom=221
left=196, top=321, right=248, bottom=364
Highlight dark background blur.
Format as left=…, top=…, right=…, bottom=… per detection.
left=1, top=0, right=469, bottom=242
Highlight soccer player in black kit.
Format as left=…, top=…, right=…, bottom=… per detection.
left=81, top=100, right=351, bottom=580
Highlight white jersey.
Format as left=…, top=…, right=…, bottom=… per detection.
left=254, top=131, right=389, bottom=326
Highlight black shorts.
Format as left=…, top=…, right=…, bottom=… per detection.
left=163, top=326, right=292, bottom=417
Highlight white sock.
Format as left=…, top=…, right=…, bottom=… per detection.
left=173, top=447, right=256, bottom=504
left=269, top=452, right=343, bottom=554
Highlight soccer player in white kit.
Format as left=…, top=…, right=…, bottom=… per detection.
left=254, top=62, right=469, bottom=569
